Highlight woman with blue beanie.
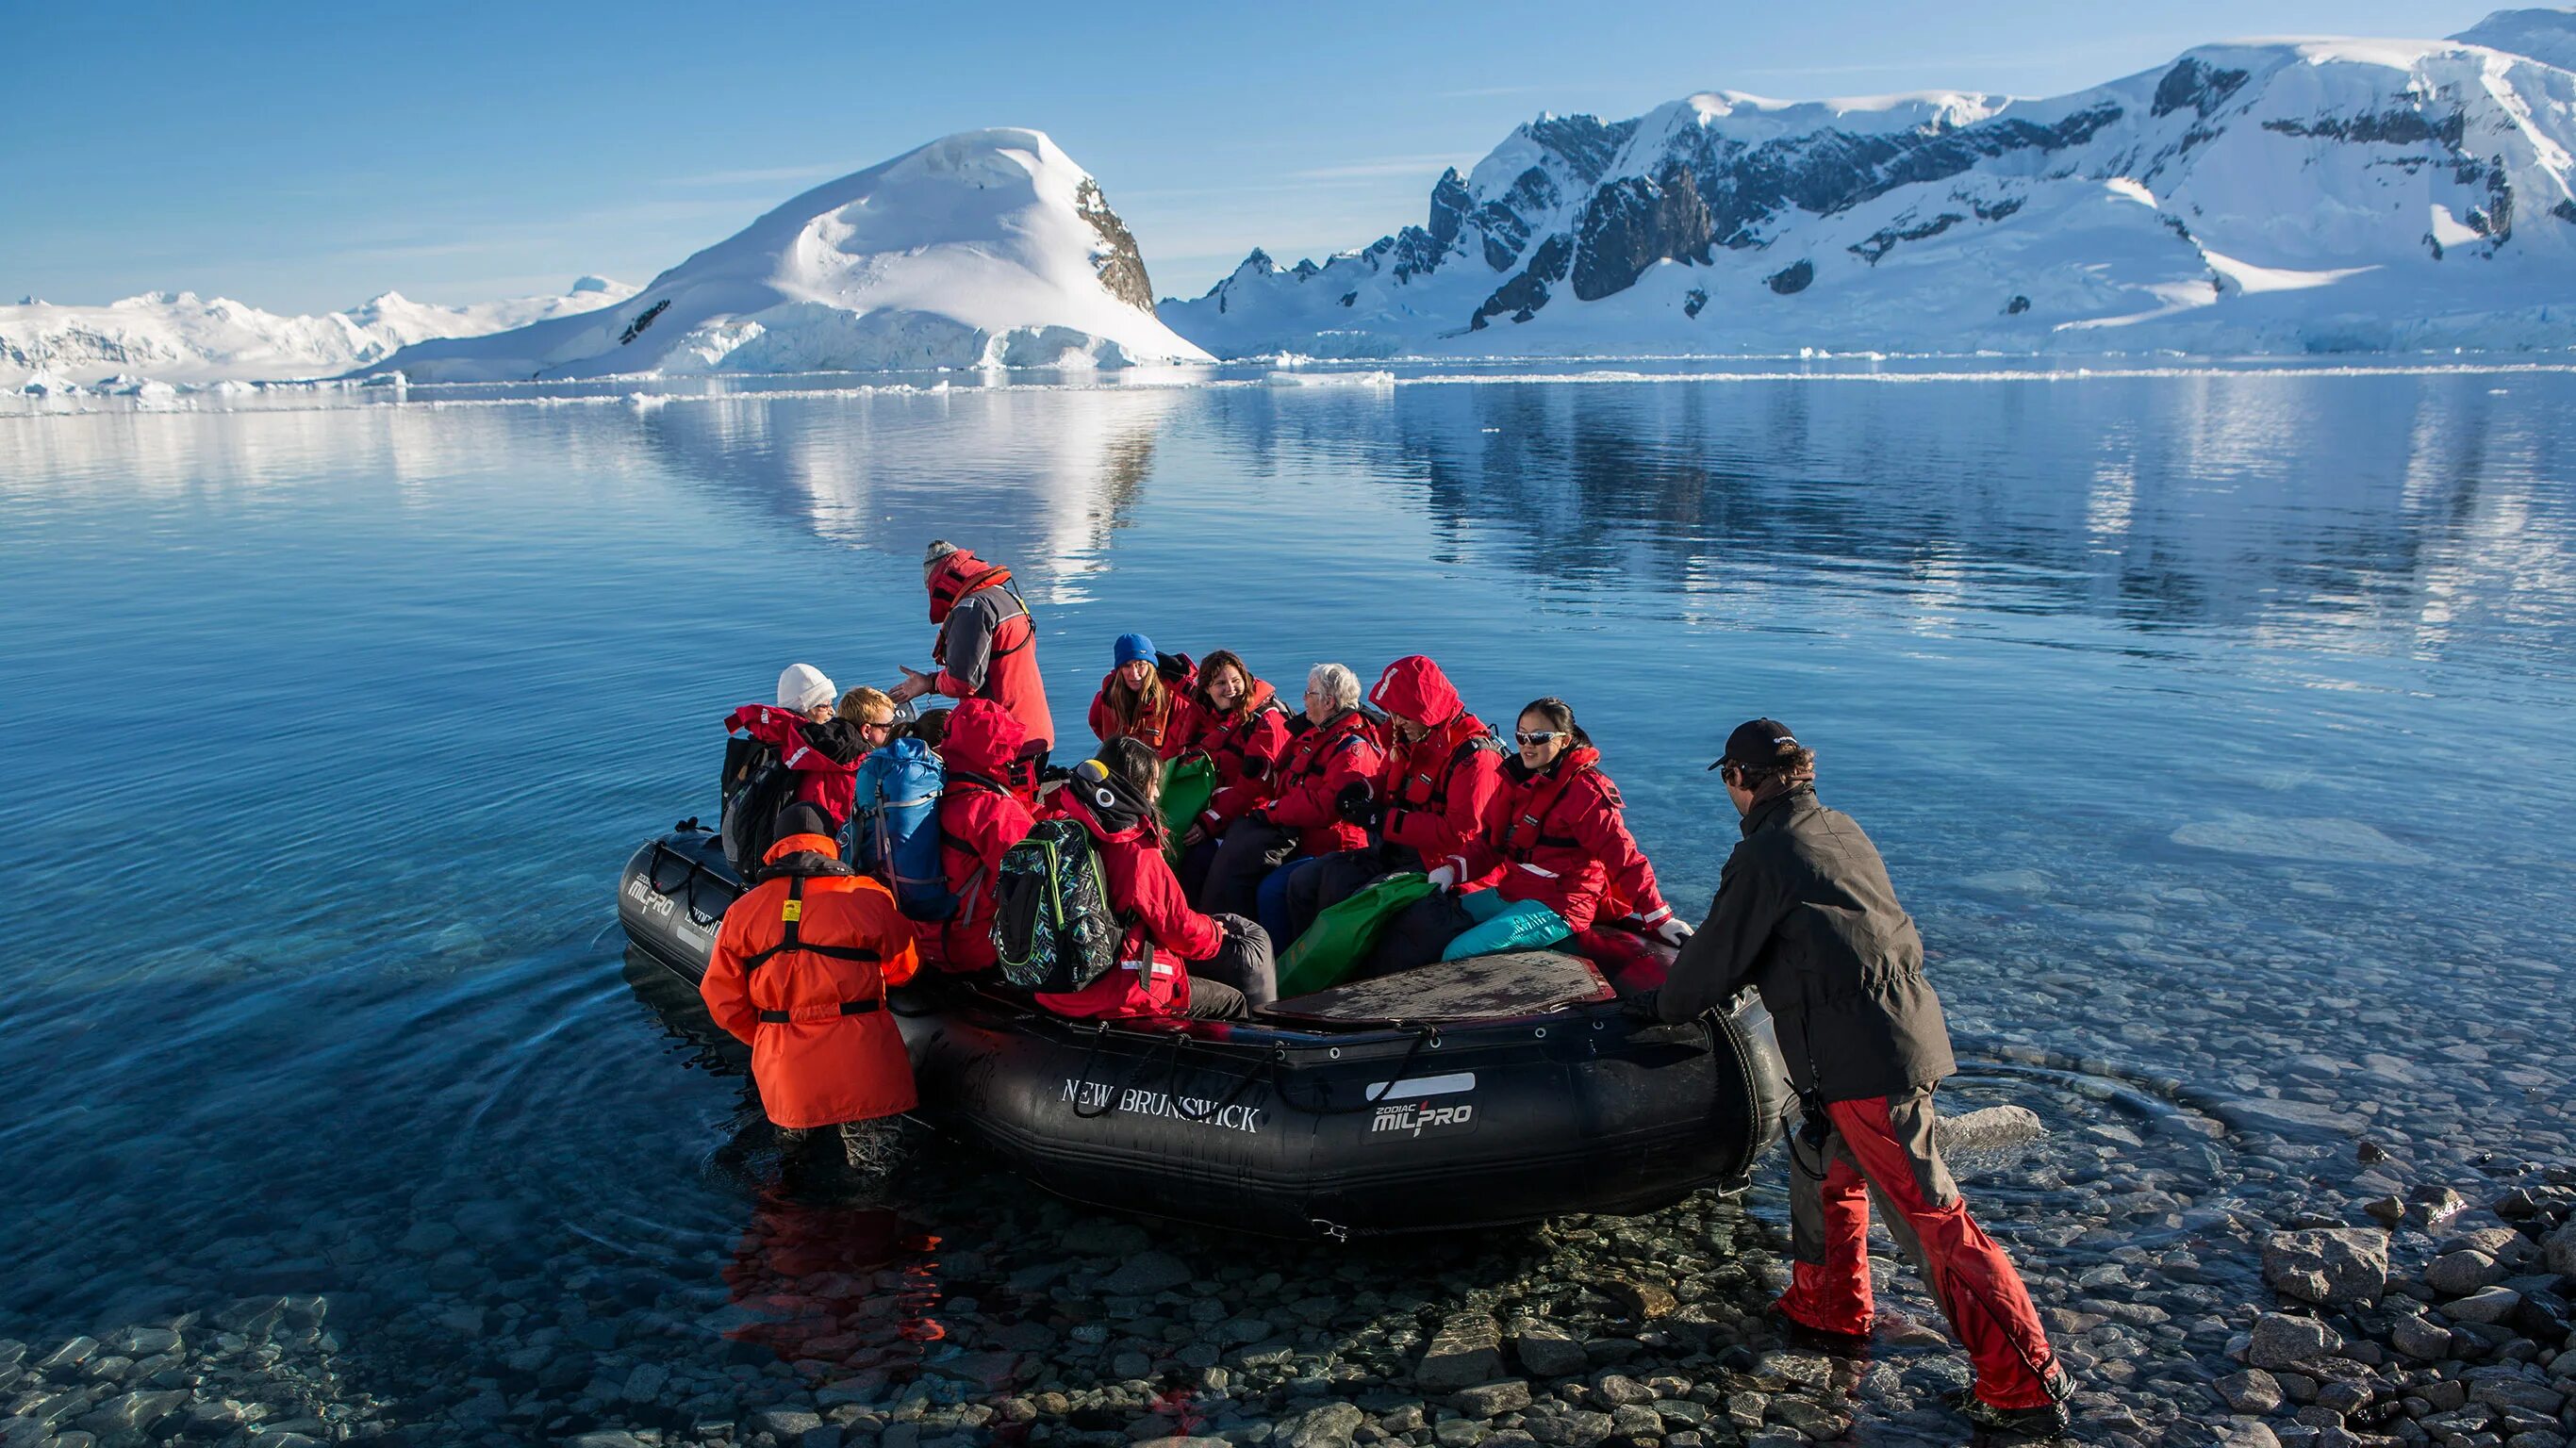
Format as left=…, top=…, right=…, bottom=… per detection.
left=1088, top=631, right=1193, bottom=756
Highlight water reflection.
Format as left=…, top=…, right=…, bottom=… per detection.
left=1, top=370, right=2571, bottom=1446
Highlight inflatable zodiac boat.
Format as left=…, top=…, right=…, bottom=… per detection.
left=619, top=823, right=1789, bottom=1239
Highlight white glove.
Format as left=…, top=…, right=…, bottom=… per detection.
left=1426, top=864, right=1459, bottom=890
left=1654, top=917, right=1694, bottom=947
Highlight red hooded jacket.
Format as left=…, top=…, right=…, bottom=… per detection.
left=930, top=699, right=1036, bottom=975
left=927, top=551, right=1055, bottom=754
left=1170, top=679, right=1293, bottom=831
left=1032, top=786, right=1224, bottom=1020
left=1460, top=745, right=1673, bottom=933
left=1262, top=707, right=1387, bottom=857
left=725, top=704, right=864, bottom=828
left=1366, top=656, right=1505, bottom=878
left=701, top=834, right=921, bottom=1127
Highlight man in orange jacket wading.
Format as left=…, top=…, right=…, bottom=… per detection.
left=1651, top=719, right=2074, bottom=1439
left=702, top=831, right=920, bottom=1190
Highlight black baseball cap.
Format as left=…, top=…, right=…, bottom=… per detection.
left=1708, top=717, right=1802, bottom=771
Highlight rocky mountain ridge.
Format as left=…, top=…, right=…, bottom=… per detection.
left=1161, top=11, right=2576, bottom=357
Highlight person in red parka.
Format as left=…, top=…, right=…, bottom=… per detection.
left=929, top=699, right=1037, bottom=976
left=702, top=831, right=920, bottom=1185
left=1170, top=650, right=1293, bottom=845
left=1278, top=654, right=1505, bottom=944
left=1199, top=664, right=1386, bottom=924
left=1033, top=738, right=1278, bottom=1020
left=889, top=540, right=1053, bottom=794
left=726, top=666, right=891, bottom=840
left=1363, top=697, right=1685, bottom=976
left=1088, top=632, right=1193, bottom=756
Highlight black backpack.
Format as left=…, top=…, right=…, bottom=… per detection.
left=991, top=816, right=1129, bottom=993
left=719, top=735, right=793, bottom=876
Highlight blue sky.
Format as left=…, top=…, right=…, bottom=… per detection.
left=3, top=0, right=2510, bottom=314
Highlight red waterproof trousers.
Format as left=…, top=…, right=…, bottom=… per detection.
left=1777, top=1088, right=2062, bottom=1409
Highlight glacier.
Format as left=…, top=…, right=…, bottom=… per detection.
left=1160, top=13, right=2576, bottom=358
left=372, top=129, right=1210, bottom=384
left=0, top=280, right=635, bottom=389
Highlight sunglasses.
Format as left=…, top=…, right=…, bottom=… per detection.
left=1514, top=730, right=1566, bottom=746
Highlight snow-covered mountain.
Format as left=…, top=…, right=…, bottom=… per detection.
left=376, top=129, right=1210, bottom=383
left=1162, top=11, right=2576, bottom=357
left=0, top=279, right=633, bottom=388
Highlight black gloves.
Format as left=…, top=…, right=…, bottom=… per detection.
left=1618, top=990, right=1664, bottom=1024
left=1333, top=782, right=1380, bottom=829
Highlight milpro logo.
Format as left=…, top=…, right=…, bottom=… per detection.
left=1366, top=1072, right=1478, bottom=1140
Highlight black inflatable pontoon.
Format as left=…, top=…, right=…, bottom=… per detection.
left=620, top=824, right=1788, bottom=1239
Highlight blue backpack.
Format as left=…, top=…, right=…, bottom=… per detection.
left=849, top=738, right=960, bottom=922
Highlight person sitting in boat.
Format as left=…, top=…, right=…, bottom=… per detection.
left=1033, top=737, right=1278, bottom=1020
left=899, top=706, right=950, bottom=749
left=701, top=830, right=920, bottom=1191
left=1170, top=650, right=1294, bottom=898
left=725, top=668, right=888, bottom=840
left=1087, top=632, right=1190, bottom=755
left=1278, top=653, right=1505, bottom=946
left=889, top=540, right=1053, bottom=795
left=1362, top=696, right=1686, bottom=975
left=1198, top=664, right=1386, bottom=930
left=928, top=699, right=1037, bottom=977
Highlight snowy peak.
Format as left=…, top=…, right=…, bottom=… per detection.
left=1159, top=25, right=2576, bottom=357
left=2452, top=8, right=2576, bottom=71
left=383, top=128, right=1207, bottom=382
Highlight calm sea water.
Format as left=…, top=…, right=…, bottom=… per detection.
left=2, top=365, right=2570, bottom=1439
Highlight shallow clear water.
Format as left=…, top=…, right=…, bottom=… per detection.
left=2, top=367, right=2570, bottom=1443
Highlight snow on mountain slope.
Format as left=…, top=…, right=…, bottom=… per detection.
left=2456, top=7, right=2576, bottom=73
left=377, top=129, right=1210, bottom=383
left=1162, top=29, right=2576, bottom=357
left=0, top=280, right=635, bottom=388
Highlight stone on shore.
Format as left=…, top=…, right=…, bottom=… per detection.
left=1416, top=1312, right=1508, bottom=1391
left=2248, top=1312, right=2342, bottom=1370
left=1101, top=1250, right=1193, bottom=1296
left=2263, top=1228, right=2388, bottom=1306
left=1451, top=1380, right=1533, bottom=1418
left=1511, top=1325, right=1589, bottom=1378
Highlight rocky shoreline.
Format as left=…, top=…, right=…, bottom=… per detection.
left=5, top=1119, right=2572, bottom=1448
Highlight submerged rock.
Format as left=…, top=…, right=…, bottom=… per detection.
left=2263, top=1228, right=2388, bottom=1306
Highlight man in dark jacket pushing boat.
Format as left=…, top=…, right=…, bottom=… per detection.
left=1655, top=719, right=2074, bottom=1438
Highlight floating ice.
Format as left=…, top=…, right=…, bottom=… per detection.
left=2170, top=813, right=2432, bottom=865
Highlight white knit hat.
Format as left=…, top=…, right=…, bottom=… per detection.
left=777, top=663, right=837, bottom=713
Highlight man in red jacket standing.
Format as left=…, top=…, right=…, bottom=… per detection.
left=890, top=540, right=1054, bottom=794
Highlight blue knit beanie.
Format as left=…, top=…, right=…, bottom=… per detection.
left=1114, top=633, right=1155, bottom=666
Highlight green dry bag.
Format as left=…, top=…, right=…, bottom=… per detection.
left=1275, top=871, right=1438, bottom=998
left=1160, top=754, right=1217, bottom=863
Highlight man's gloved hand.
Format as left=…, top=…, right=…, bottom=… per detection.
left=1619, top=990, right=1663, bottom=1023
left=1655, top=917, right=1695, bottom=947
left=1333, top=782, right=1379, bottom=829
left=1426, top=864, right=1459, bottom=890
left=1038, top=763, right=1076, bottom=785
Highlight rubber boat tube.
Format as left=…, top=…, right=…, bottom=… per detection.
left=619, top=824, right=1789, bottom=1240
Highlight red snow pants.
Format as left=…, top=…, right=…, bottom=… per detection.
left=1777, top=1087, right=2063, bottom=1409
